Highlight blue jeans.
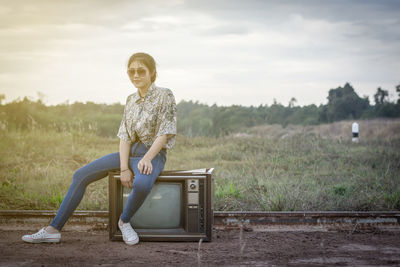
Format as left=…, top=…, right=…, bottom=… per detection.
left=50, top=142, right=166, bottom=231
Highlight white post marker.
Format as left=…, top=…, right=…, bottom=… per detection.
left=352, top=122, right=359, bottom=143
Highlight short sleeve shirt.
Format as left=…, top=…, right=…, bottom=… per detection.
left=117, top=83, right=177, bottom=149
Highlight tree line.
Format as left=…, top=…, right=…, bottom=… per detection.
left=1, top=83, right=399, bottom=137
left=178, top=83, right=400, bottom=136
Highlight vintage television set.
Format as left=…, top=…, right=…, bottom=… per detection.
left=109, top=168, right=214, bottom=242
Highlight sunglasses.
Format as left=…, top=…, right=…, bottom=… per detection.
left=127, top=68, right=147, bottom=76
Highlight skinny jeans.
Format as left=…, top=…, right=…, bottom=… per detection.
left=50, top=142, right=166, bottom=231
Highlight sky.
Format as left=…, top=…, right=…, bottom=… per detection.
left=0, top=0, right=399, bottom=107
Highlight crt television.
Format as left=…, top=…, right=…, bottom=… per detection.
left=109, top=168, right=214, bottom=242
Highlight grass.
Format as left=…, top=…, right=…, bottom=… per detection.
left=1, top=119, right=399, bottom=211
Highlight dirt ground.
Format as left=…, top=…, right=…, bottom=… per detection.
left=1, top=227, right=400, bottom=266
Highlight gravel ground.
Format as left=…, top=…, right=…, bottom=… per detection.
left=1, top=226, right=400, bottom=266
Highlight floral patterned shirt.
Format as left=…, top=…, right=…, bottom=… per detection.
left=117, top=83, right=177, bottom=149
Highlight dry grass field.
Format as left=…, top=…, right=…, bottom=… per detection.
left=1, top=118, right=399, bottom=211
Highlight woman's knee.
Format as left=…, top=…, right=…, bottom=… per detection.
left=72, top=167, right=90, bottom=186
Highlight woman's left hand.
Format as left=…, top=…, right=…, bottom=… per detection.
left=138, top=157, right=153, bottom=175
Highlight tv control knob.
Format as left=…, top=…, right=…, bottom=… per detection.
left=190, top=184, right=196, bottom=190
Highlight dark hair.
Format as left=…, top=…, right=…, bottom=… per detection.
left=127, top=52, right=157, bottom=82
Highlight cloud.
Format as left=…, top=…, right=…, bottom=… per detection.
left=0, top=0, right=399, bottom=106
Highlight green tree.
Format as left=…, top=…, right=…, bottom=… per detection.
left=396, top=84, right=400, bottom=104
left=324, top=83, right=370, bottom=122
left=374, top=87, right=389, bottom=105
left=370, top=86, right=400, bottom=118
left=288, top=97, right=297, bottom=108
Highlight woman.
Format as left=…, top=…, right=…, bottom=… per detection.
left=22, top=52, right=177, bottom=245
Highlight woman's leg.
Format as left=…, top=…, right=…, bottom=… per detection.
left=50, top=152, right=121, bottom=231
left=120, top=152, right=166, bottom=223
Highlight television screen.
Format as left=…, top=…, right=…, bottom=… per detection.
left=123, top=182, right=182, bottom=229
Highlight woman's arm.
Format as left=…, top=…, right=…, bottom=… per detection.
left=138, top=134, right=168, bottom=175
left=120, top=139, right=133, bottom=188
left=120, top=139, right=131, bottom=170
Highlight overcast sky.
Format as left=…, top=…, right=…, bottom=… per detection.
left=1, top=0, right=399, bottom=107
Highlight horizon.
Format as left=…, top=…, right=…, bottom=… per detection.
left=2, top=81, right=394, bottom=108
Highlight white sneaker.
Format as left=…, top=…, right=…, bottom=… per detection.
left=118, top=219, right=139, bottom=245
left=22, top=228, right=61, bottom=243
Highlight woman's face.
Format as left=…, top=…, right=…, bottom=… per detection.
left=127, top=61, right=153, bottom=91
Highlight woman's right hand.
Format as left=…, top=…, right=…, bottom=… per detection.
left=120, top=169, right=133, bottom=188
